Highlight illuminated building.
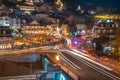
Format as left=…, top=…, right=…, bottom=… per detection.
left=56, top=0, right=63, bottom=8
left=22, top=20, right=51, bottom=36
left=18, top=5, right=35, bottom=12
left=17, top=0, right=39, bottom=12
left=93, top=20, right=119, bottom=54
left=0, top=17, right=13, bottom=50
left=0, top=16, right=22, bottom=50
left=61, top=24, right=70, bottom=37
left=114, top=22, right=120, bottom=60
left=17, top=0, right=44, bottom=13
left=94, top=21, right=118, bottom=40
left=22, top=20, right=52, bottom=45
left=56, top=0, right=62, bottom=5
left=95, top=14, right=120, bottom=20
left=94, top=14, right=120, bottom=40
left=11, top=18, right=21, bottom=29
left=0, top=16, right=11, bottom=37
left=17, top=0, right=42, bottom=3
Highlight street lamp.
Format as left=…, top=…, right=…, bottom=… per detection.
left=56, top=55, right=60, bottom=61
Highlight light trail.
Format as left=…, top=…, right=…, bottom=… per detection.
left=58, top=52, right=81, bottom=70
left=68, top=47, right=113, bottom=71
left=66, top=51, right=120, bottom=80
left=58, top=53, right=78, bottom=70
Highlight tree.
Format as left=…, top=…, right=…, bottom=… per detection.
left=1, top=0, right=16, bottom=8
left=85, top=16, right=95, bottom=30
left=59, top=17, right=66, bottom=27
left=93, top=35, right=110, bottom=52
left=68, top=19, right=77, bottom=34
left=99, top=35, right=110, bottom=44
left=93, top=38, right=103, bottom=51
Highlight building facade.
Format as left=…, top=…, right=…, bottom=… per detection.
left=0, top=17, right=13, bottom=49
left=94, top=21, right=118, bottom=40
left=0, top=16, right=22, bottom=50
left=22, top=20, right=53, bottom=45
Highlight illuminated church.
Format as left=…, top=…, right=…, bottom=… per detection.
left=17, top=0, right=44, bottom=12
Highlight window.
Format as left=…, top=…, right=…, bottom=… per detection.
left=110, top=29, right=113, bottom=33
left=97, top=30, right=101, bottom=34
left=103, top=30, right=106, bottom=34
left=6, top=21, right=9, bottom=24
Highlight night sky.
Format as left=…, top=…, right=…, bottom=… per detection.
left=61, top=0, right=120, bottom=9
left=0, top=0, right=120, bottom=9
left=83, top=0, right=120, bottom=8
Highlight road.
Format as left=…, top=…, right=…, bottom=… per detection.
left=0, top=45, right=120, bottom=80
left=58, top=46, right=120, bottom=80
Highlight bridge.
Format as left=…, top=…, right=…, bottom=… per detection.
left=0, top=46, right=55, bottom=56
left=0, top=46, right=120, bottom=80
left=0, top=46, right=80, bottom=80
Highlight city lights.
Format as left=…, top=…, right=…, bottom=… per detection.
left=56, top=55, right=60, bottom=61
left=0, top=0, right=120, bottom=80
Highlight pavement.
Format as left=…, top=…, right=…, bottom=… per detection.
left=73, top=47, right=120, bottom=75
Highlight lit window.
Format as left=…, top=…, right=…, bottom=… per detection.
left=107, top=30, right=109, bottom=33
left=116, top=24, right=118, bottom=28
left=112, top=24, right=115, bottom=27
left=97, top=30, right=101, bottom=34
left=110, top=29, right=113, bottom=33
left=103, top=30, right=106, bottom=33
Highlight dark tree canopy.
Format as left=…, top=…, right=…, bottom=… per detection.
left=1, top=0, right=16, bottom=8
left=68, top=19, right=77, bottom=33
left=93, top=35, right=110, bottom=51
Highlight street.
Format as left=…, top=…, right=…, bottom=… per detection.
left=58, top=47, right=120, bottom=80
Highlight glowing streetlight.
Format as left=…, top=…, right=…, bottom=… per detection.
left=56, top=55, right=60, bottom=61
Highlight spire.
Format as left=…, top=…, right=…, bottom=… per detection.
left=76, top=4, right=81, bottom=10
